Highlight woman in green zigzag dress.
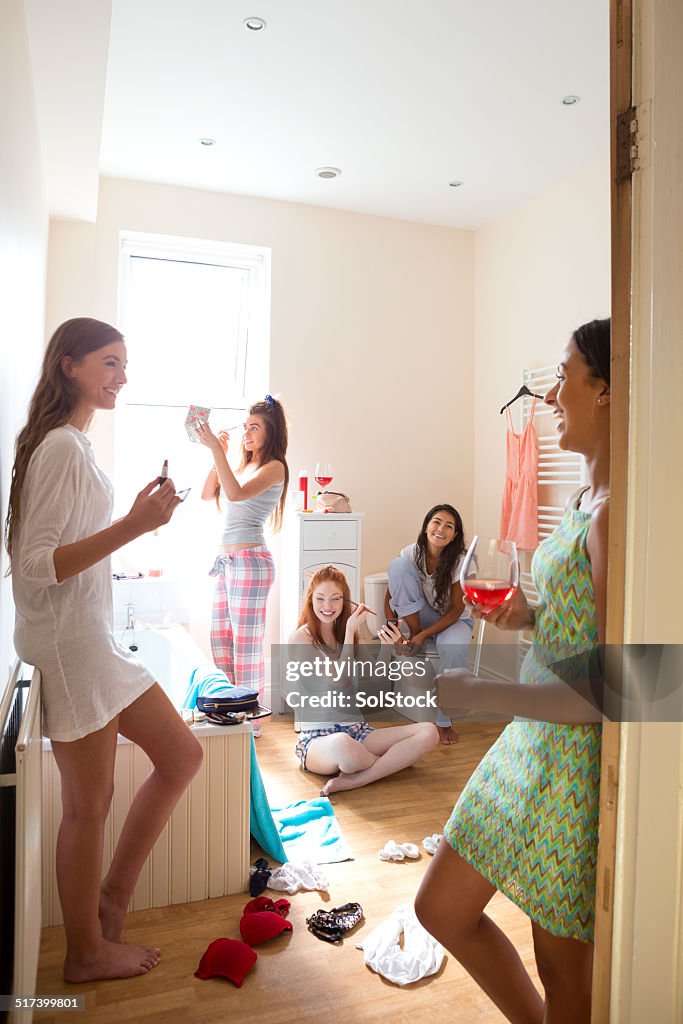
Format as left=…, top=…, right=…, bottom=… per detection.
left=415, top=318, right=611, bottom=1024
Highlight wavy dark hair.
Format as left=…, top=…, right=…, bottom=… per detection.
left=414, top=504, right=467, bottom=613
left=5, top=317, right=124, bottom=567
left=573, top=318, right=611, bottom=385
left=225, top=396, right=289, bottom=532
left=297, top=565, right=353, bottom=649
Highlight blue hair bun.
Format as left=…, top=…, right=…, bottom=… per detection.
left=264, top=394, right=275, bottom=407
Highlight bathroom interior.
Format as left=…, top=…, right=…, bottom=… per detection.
left=0, top=0, right=632, bottom=1021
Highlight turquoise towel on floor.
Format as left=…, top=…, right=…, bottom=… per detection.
left=270, top=797, right=353, bottom=864
left=183, top=665, right=351, bottom=864
left=250, top=752, right=353, bottom=864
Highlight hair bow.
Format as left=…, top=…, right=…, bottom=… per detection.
left=264, top=394, right=275, bottom=408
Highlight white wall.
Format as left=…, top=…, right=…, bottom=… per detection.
left=0, top=0, right=48, bottom=679
left=473, top=157, right=611, bottom=537
left=46, top=178, right=475, bottom=650
left=472, top=158, right=611, bottom=677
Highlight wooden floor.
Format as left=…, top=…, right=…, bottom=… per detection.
left=36, top=718, right=541, bottom=1023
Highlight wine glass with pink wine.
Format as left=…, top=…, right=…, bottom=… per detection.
left=314, top=463, right=333, bottom=489
left=460, top=537, right=519, bottom=613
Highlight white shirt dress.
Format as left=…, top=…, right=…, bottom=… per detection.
left=12, top=425, right=156, bottom=741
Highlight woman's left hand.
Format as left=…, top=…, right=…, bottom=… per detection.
left=436, top=667, right=478, bottom=714
left=196, top=421, right=223, bottom=453
left=377, top=620, right=404, bottom=646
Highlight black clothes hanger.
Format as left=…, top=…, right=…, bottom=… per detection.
left=500, top=384, right=544, bottom=414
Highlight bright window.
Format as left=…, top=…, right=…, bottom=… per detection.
left=113, top=232, right=270, bottom=581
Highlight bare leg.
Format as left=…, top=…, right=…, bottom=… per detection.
left=99, top=685, right=202, bottom=942
left=415, top=840, right=544, bottom=1024
left=51, top=722, right=161, bottom=983
left=320, top=723, right=438, bottom=794
left=532, top=922, right=593, bottom=1024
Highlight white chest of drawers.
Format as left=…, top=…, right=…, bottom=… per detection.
left=279, top=511, right=364, bottom=643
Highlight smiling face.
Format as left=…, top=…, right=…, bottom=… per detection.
left=242, top=414, right=267, bottom=457
left=544, top=338, right=610, bottom=454
left=63, top=341, right=128, bottom=427
left=311, top=581, right=345, bottom=626
left=425, top=511, right=457, bottom=554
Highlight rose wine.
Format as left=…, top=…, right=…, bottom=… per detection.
left=463, top=579, right=516, bottom=611
left=315, top=476, right=333, bottom=488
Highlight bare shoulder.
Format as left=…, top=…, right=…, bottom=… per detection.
left=586, top=499, right=610, bottom=560
left=258, top=459, right=286, bottom=484
left=289, top=626, right=312, bottom=646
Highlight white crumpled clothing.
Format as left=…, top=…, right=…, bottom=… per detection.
left=356, top=903, right=444, bottom=985
left=268, top=859, right=329, bottom=894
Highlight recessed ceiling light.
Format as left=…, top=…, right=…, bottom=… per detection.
left=315, top=167, right=342, bottom=179
left=562, top=95, right=580, bottom=105
left=244, top=16, right=267, bottom=31
left=449, top=180, right=464, bottom=188
left=198, top=138, right=216, bottom=146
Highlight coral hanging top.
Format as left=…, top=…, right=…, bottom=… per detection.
left=499, top=398, right=539, bottom=550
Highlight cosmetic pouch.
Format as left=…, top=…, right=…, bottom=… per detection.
left=314, top=491, right=352, bottom=513
left=196, top=687, right=260, bottom=715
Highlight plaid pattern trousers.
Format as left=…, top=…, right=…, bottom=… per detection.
left=209, top=546, right=275, bottom=700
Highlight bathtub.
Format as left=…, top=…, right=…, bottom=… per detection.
left=41, top=625, right=251, bottom=927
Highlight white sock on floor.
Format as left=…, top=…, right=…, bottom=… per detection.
left=378, top=840, right=420, bottom=862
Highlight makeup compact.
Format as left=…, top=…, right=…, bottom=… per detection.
left=185, top=405, right=211, bottom=443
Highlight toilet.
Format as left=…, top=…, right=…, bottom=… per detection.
left=363, top=571, right=390, bottom=637
left=363, top=571, right=442, bottom=723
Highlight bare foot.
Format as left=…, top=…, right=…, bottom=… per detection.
left=320, top=772, right=356, bottom=796
left=437, top=725, right=460, bottom=745
left=64, top=940, right=160, bottom=983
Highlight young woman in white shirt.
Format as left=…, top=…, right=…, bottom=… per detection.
left=5, top=318, right=203, bottom=983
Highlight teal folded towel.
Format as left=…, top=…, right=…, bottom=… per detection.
left=270, top=797, right=353, bottom=864
left=183, top=665, right=351, bottom=864
left=249, top=736, right=287, bottom=862
left=181, top=662, right=231, bottom=710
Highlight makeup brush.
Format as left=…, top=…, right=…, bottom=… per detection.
left=345, top=598, right=377, bottom=616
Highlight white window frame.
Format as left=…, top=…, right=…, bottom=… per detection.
left=117, top=230, right=271, bottom=411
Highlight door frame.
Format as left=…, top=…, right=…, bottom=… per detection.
left=591, top=1, right=633, bottom=1019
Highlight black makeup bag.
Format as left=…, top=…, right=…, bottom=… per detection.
left=196, top=687, right=260, bottom=716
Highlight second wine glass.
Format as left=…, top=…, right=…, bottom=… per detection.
left=315, top=462, right=333, bottom=489
left=460, top=536, right=519, bottom=612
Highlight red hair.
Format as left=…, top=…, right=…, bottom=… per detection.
left=297, top=565, right=352, bottom=648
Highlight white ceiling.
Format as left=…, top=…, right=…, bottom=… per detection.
left=26, top=0, right=609, bottom=229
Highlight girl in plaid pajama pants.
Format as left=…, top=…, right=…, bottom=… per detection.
left=198, top=397, right=289, bottom=727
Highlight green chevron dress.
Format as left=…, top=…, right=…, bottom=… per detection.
left=444, top=496, right=602, bottom=942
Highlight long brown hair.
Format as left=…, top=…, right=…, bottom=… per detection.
left=414, top=503, right=467, bottom=613
left=4, top=317, right=123, bottom=565
left=237, top=395, right=289, bottom=532
left=297, top=565, right=352, bottom=648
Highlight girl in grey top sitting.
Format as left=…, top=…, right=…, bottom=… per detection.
left=290, top=566, right=438, bottom=796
